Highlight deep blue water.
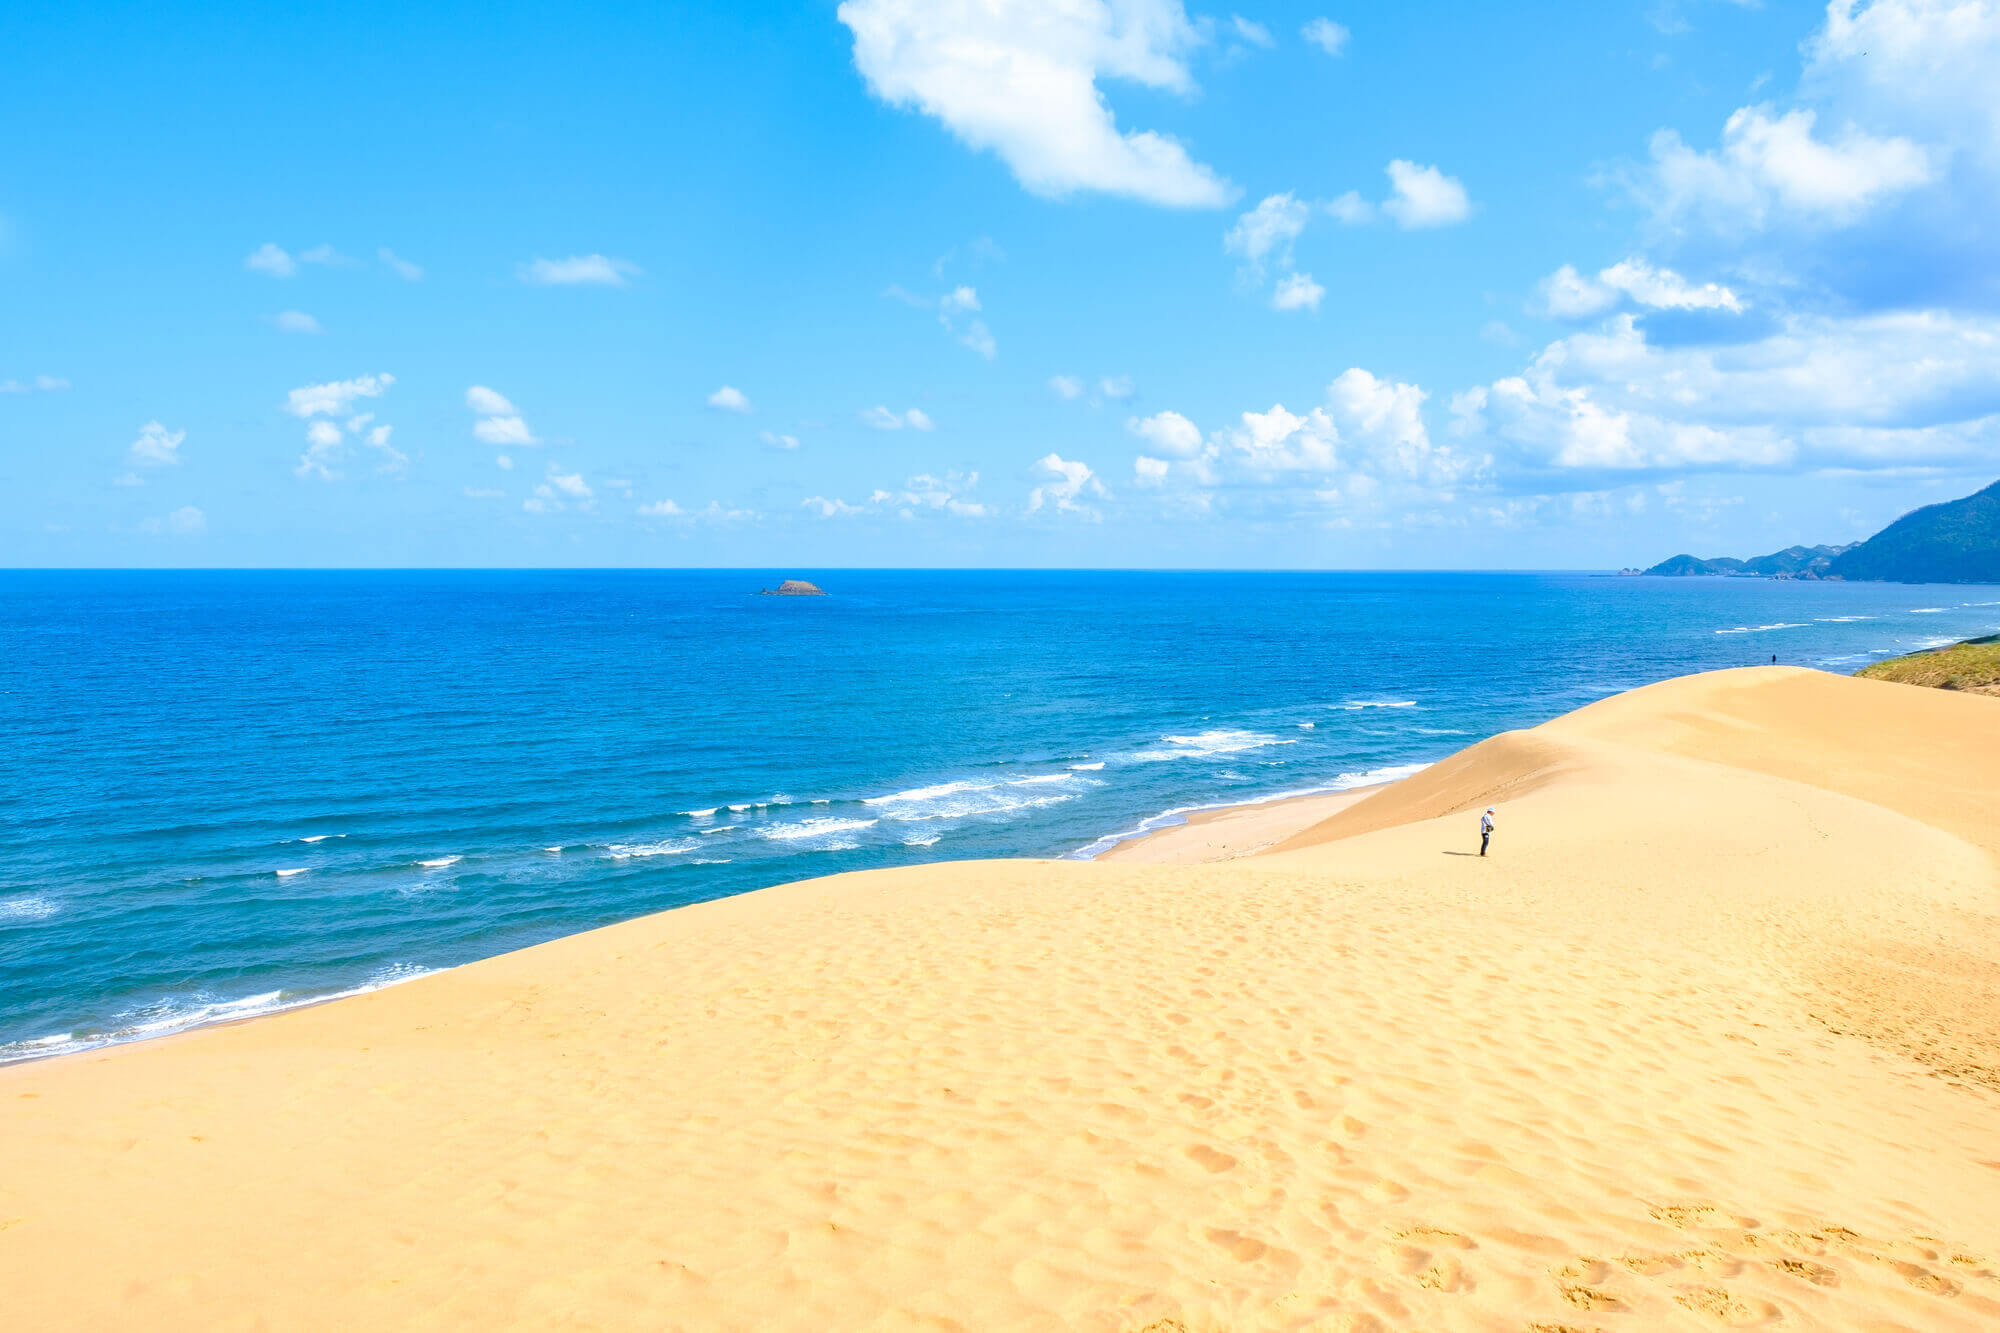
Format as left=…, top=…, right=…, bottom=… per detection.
left=5, top=569, right=1999, bottom=1061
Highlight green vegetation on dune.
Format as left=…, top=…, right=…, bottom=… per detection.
left=1857, top=635, right=2000, bottom=695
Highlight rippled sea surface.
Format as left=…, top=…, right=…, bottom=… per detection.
left=6, top=569, right=1999, bottom=1060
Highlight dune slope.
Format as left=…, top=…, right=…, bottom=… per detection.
left=4, top=667, right=1999, bottom=1330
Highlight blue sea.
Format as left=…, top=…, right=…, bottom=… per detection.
left=6, top=569, right=2000, bottom=1062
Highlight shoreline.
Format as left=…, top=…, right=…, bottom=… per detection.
left=1088, top=782, right=1395, bottom=864
left=6, top=667, right=2000, bottom=1327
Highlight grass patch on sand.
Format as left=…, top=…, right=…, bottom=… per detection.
left=1858, top=635, right=2000, bottom=695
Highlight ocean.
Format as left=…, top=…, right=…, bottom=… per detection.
left=5, top=569, right=1999, bottom=1062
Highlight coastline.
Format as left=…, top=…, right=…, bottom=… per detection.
left=1090, top=782, right=1393, bottom=864
left=7, top=667, right=2000, bottom=1328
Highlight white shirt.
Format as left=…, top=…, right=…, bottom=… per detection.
left=1480, top=812, right=1495, bottom=833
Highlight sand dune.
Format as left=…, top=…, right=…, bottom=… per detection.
left=5, top=667, right=2000, bottom=1329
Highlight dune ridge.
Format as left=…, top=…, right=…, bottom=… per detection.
left=4, top=667, right=1999, bottom=1329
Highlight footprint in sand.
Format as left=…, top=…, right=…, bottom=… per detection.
left=1184, top=1144, right=1236, bottom=1173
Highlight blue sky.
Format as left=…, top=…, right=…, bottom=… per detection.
left=5, top=0, right=1998, bottom=567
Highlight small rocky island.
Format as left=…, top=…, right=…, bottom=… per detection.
left=759, top=579, right=826, bottom=596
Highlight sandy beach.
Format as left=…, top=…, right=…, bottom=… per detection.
left=4, top=666, right=1999, bottom=1330
left=1096, top=785, right=1389, bottom=865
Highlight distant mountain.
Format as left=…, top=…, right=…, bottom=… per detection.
left=1827, top=480, right=2000, bottom=583
left=1644, top=544, right=1851, bottom=579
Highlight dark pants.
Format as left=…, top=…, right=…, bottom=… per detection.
left=1480, top=830, right=1489, bottom=857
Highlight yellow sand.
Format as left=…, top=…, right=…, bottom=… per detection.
left=4, top=666, right=2000, bottom=1330
left=1098, top=787, right=1383, bottom=865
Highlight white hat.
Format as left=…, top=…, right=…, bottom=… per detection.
left=1485, top=807, right=1495, bottom=813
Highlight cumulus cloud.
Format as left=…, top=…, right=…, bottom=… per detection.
left=378, top=248, right=424, bottom=280
left=1127, top=409, right=1204, bottom=457
left=1225, top=192, right=1310, bottom=276
left=638, top=499, right=685, bottom=518
left=1642, top=106, right=1930, bottom=234
left=837, top=0, right=1233, bottom=207
left=1301, top=17, right=1349, bottom=55
left=1028, top=452, right=1106, bottom=516
left=139, top=505, right=206, bottom=537
left=287, top=375, right=400, bottom=480
left=244, top=243, right=295, bottom=277
left=466, top=385, right=539, bottom=446
left=273, top=310, right=321, bottom=334
left=126, top=420, right=185, bottom=469
left=802, top=495, right=864, bottom=517
left=525, top=465, right=596, bottom=513
left=707, top=385, right=752, bottom=413
left=1325, top=190, right=1374, bottom=224
left=1382, top=160, right=1472, bottom=228
left=1537, top=258, right=1742, bottom=320
left=286, top=374, right=394, bottom=419
left=860, top=405, right=934, bottom=430
left=1455, top=310, right=2000, bottom=473
left=1049, top=374, right=1085, bottom=400
left=1272, top=271, right=1325, bottom=312
left=518, top=254, right=641, bottom=286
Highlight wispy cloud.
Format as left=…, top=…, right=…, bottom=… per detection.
left=244, top=243, right=296, bottom=278
left=378, top=247, right=424, bottom=280
left=860, top=405, right=934, bottom=431
left=272, top=310, right=321, bottom=335
left=518, top=254, right=640, bottom=287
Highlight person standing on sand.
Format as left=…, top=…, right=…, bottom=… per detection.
left=1480, top=807, right=1495, bottom=857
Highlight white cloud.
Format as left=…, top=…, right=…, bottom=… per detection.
left=1133, top=454, right=1172, bottom=485
left=1028, top=452, right=1106, bottom=515
left=761, top=430, right=801, bottom=450
left=638, top=499, right=685, bottom=517
left=285, top=373, right=393, bottom=418
left=939, top=285, right=980, bottom=314
left=464, top=487, right=505, bottom=499
left=299, top=244, right=355, bottom=267
left=0, top=380, right=24, bottom=393
left=1382, top=160, right=1471, bottom=228
left=378, top=247, right=424, bottom=280
left=803, top=495, right=865, bottom=517
left=244, top=243, right=295, bottom=277
left=1642, top=105, right=1930, bottom=232
left=1537, top=264, right=1617, bottom=320
left=518, top=254, right=641, bottom=286
left=466, top=385, right=538, bottom=446
left=1458, top=309, right=2000, bottom=473
left=140, top=505, right=206, bottom=537
left=496, top=454, right=514, bottom=470
left=1049, top=374, right=1085, bottom=399
left=1231, top=14, right=1273, bottom=46
left=35, top=375, right=69, bottom=391
left=860, top=405, right=934, bottom=430
left=1272, top=271, right=1325, bottom=312
left=1127, top=409, right=1204, bottom=457
left=546, top=469, right=592, bottom=499
left=288, top=375, right=399, bottom=480
left=707, top=385, right=753, bottom=413
left=127, top=420, right=185, bottom=468
left=1301, top=17, right=1349, bottom=56
left=465, top=385, right=517, bottom=417
left=1598, top=258, right=1742, bottom=311
left=474, top=416, right=535, bottom=446
left=1099, top=375, right=1134, bottom=400
left=273, top=310, right=322, bottom=334
left=957, top=319, right=998, bottom=360
left=1325, top=190, right=1374, bottom=224
left=1225, top=192, right=1310, bottom=274
left=838, top=0, right=1233, bottom=208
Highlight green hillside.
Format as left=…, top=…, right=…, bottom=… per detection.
left=1828, top=480, right=2000, bottom=583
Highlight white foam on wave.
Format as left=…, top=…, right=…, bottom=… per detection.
left=682, top=808, right=717, bottom=819
left=1132, top=730, right=1297, bottom=762
left=1909, top=607, right=1947, bottom=614
left=1297, top=721, right=1315, bottom=729
left=543, top=845, right=564, bottom=853
left=1715, top=623, right=1808, bottom=635
left=1335, top=700, right=1417, bottom=711
left=865, top=780, right=981, bottom=805
left=275, top=867, right=308, bottom=878
left=0, top=963, right=437, bottom=1067
left=1814, top=615, right=1872, bottom=623
left=0, top=895, right=59, bottom=923
left=1069, top=761, right=1104, bottom=771
left=903, top=834, right=941, bottom=847
left=418, top=855, right=461, bottom=869
left=604, top=839, right=701, bottom=859
left=757, top=816, right=877, bottom=843
left=699, top=824, right=739, bottom=835
left=1065, top=762, right=1430, bottom=861
left=296, top=834, right=345, bottom=843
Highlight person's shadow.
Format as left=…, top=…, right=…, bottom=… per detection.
left=1441, top=851, right=1480, bottom=857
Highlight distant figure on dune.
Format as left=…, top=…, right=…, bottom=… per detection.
left=1771, top=654, right=1777, bottom=665
left=1480, top=807, right=1495, bottom=857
